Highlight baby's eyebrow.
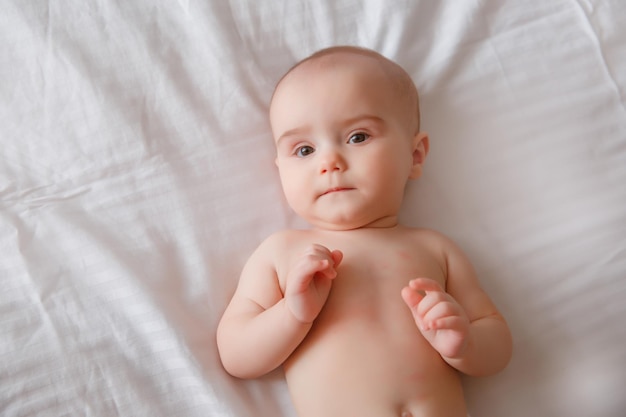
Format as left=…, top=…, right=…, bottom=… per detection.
left=275, top=114, right=385, bottom=145
left=340, top=114, right=386, bottom=130
left=276, top=126, right=311, bottom=146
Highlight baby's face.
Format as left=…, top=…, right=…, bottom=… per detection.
left=270, top=53, right=425, bottom=230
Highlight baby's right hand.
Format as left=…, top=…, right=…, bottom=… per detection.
left=285, top=244, right=343, bottom=324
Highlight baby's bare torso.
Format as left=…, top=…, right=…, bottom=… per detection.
left=276, top=227, right=467, bottom=417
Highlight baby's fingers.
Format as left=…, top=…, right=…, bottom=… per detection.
left=401, top=286, right=425, bottom=310
left=430, top=315, right=469, bottom=332
left=295, top=254, right=328, bottom=276
left=330, top=249, right=343, bottom=269
left=408, top=277, right=444, bottom=293
left=422, top=299, right=468, bottom=330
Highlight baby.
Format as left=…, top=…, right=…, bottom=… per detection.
left=217, top=46, right=512, bottom=417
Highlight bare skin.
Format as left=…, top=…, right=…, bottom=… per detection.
left=217, top=47, right=512, bottom=417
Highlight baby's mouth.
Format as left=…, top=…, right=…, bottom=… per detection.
left=320, top=187, right=354, bottom=197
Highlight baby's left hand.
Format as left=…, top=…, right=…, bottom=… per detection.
left=401, top=278, right=470, bottom=359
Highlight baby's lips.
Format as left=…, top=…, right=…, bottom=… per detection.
left=319, top=186, right=355, bottom=197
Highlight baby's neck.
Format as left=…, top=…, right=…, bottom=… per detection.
left=312, top=215, right=401, bottom=231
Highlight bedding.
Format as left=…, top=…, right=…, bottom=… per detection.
left=1, top=1, right=625, bottom=416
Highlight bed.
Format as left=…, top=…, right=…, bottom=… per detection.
left=1, top=1, right=625, bottom=416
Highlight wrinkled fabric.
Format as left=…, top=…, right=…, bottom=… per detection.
left=1, top=1, right=625, bottom=416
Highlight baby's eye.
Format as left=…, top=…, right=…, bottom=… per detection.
left=348, top=132, right=370, bottom=144
left=295, top=145, right=315, bottom=157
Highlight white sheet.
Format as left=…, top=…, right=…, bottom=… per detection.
left=1, top=1, right=625, bottom=416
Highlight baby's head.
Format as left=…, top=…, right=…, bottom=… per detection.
left=272, top=46, right=422, bottom=133
left=270, top=46, right=429, bottom=230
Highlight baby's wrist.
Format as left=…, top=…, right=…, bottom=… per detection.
left=282, top=298, right=316, bottom=326
left=441, top=329, right=472, bottom=365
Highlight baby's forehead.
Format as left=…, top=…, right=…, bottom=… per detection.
left=290, top=51, right=388, bottom=80
left=274, top=52, right=398, bottom=103
left=270, top=48, right=420, bottom=132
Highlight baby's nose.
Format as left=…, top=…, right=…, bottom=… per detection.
left=319, top=149, right=346, bottom=174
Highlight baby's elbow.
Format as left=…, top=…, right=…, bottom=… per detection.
left=460, top=319, right=513, bottom=377
left=217, top=334, right=245, bottom=378
left=216, top=331, right=262, bottom=379
left=220, top=356, right=257, bottom=379
left=492, top=320, right=513, bottom=369
left=219, top=348, right=265, bottom=379
left=480, top=326, right=514, bottom=377
left=498, top=328, right=514, bottom=371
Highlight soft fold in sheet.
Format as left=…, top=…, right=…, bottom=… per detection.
left=1, top=1, right=625, bottom=417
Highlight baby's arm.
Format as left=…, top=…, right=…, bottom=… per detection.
left=402, top=235, right=512, bottom=377
left=217, top=235, right=342, bottom=379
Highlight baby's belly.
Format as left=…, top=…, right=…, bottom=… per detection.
left=284, top=315, right=467, bottom=417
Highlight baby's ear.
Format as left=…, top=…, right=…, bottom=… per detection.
left=409, top=132, right=429, bottom=179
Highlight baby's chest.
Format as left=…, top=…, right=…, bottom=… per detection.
left=343, top=242, right=442, bottom=281
left=327, top=246, right=444, bottom=310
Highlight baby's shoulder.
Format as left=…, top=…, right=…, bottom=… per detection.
left=404, top=227, right=472, bottom=267
left=249, top=229, right=319, bottom=277
left=254, top=229, right=314, bottom=256
left=402, top=227, right=461, bottom=256
left=404, top=227, right=451, bottom=245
